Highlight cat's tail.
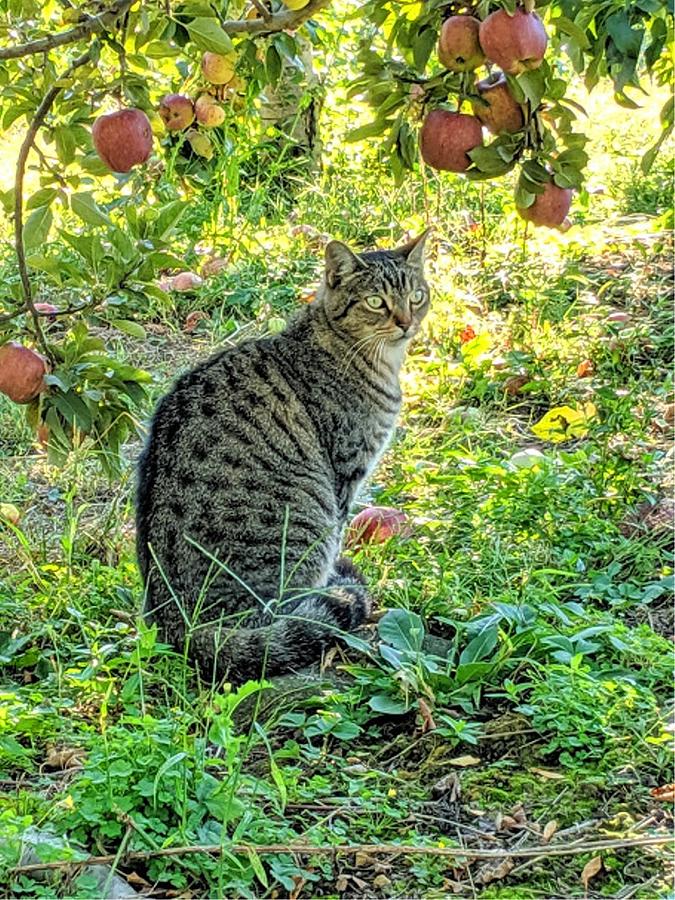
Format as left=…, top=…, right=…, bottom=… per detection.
left=184, top=559, right=371, bottom=684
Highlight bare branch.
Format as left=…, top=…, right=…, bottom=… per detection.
left=9, top=834, right=674, bottom=876
left=0, top=0, right=133, bottom=61
left=1, top=0, right=331, bottom=61
left=221, top=0, right=332, bottom=34
left=14, top=49, right=93, bottom=359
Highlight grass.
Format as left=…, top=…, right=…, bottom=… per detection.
left=0, top=75, right=674, bottom=898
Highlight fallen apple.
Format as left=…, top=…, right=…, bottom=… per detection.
left=472, top=72, right=524, bottom=134
left=479, top=8, right=548, bottom=75
left=201, top=51, right=236, bottom=85
left=92, top=108, right=153, bottom=173
left=420, top=109, right=483, bottom=173
left=517, top=181, right=573, bottom=228
left=159, top=94, right=195, bottom=131
left=0, top=341, right=48, bottom=404
left=201, top=256, right=229, bottom=277
left=195, top=94, right=226, bottom=128
left=346, top=506, right=410, bottom=549
left=172, top=271, right=204, bottom=292
left=0, top=502, right=21, bottom=525
left=437, top=15, right=485, bottom=72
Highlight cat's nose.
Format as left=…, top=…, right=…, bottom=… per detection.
left=394, top=314, right=413, bottom=332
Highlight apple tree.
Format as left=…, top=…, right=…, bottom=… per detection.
left=0, top=0, right=671, bottom=473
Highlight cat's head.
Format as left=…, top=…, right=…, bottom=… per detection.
left=319, top=231, right=431, bottom=349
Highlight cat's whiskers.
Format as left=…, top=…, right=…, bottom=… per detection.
left=339, top=332, right=380, bottom=375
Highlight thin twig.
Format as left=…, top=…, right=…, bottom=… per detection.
left=14, top=49, right=93, bottom=359
left=10, top=834, right=673, bottom=876
left=0, top=0, right=134, bottom=60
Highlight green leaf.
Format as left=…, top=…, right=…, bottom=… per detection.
left=153, top=201, right=187, bottom=241
left=459, top=624, right=498, bottom=666
left=551, top=16, right=590, bottom=50
left=369, top=694, right=409, bottom=714
left=265, top=44, right=282, bottom=87
left=378, top=608, right=424, bottom=653
left=26, top=188, right=58, bottom=211
left=517, top=69, right=546, bottom=107
left=606, top=11, right=644, bottom=57
left=413, top=26, right=436, bottom=72
left=110, top=319, right=146, bottom=339
left=23, top=206, right=53, bottom=251
left=346, top=120, right=389, bottom=142
left=71, top=192, right=110, bottom=227
left=187, top=17, right=234, bottom=54
left=54, top=125, right=76, bottom=165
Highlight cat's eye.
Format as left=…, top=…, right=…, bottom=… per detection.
left=411, top=289, right=426, bottom=306
left=365, top=295, right=386, bottom=310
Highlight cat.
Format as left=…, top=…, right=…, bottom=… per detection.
left=136, top=231, right=431, bottom=684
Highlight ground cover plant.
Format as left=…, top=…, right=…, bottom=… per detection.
left=0, top=1, right=673, bottom=897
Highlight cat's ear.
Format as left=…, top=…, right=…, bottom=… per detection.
left=395, top=228, right=432, bottom=271
left=325, top=241, right=364, bottom=288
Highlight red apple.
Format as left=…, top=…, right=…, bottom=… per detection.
left=0, top=342, right=48, bottom=404
left=159, top=94, right=195, bottom=131
left=472, top=72, right=524, bottom=134
left=517, top=181, right=573, bottom=228
left=420, top=109, right=483, bottom=173
left=479, top=8, right=548, bottom=75
left=437, top=16, right=486, bottom=72
left=346, top=506, right=410, bottom=550
left=201, top=51, right=236, bottom=85
left=92, top=108, right=153, bottom=173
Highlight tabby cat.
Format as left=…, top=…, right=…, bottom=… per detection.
left=136, top=231, right=430, bottom=683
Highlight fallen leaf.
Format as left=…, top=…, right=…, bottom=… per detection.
left=650, top=783, right=675, bottom=802
left=542, top=819, right=558, bottom=842
left=44, top=746, right=86, bottom=770
left=576, top=359, right=594, bottom=378
left=418, top=698, right=437, bottom=733
left=448, top=755, right=481, bottom=767
left=663, top=403, right=675, bottom=425
left=355, top=851, right=377, bottom=868
left=459, top=325, right=476, bottom=344
left=475, top=858, right=514, bottom=884
left=504, top=374, right=530, bottom=396
left=335, top=875, right=349, bottom=892
left=300, top=288, right=317, bottom=304
left=431, top=772, right=461, bottom=801
left=183, top=310, right=209, bottom=333
left=530, top=767, right=565, bottom=780
left=289, top=875, right=305, bottom=900
left=531, top=403, right=597, bottom=443
left=580, top=855, right=603, bottom=890
left=373, top=874, right=392, bottom=889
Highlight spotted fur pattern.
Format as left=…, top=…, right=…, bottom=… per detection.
left=136, top=232, right=430, bottom=683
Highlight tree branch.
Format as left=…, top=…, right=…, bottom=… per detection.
left=220, top=0, right=332, bottom=35
left=14, top=49, right=93, bottom=359
left=1, top=0, right=331, bottom=61
left=0, top=0, right=133, bottom=60
left=9, top=834, right=673, bottom=876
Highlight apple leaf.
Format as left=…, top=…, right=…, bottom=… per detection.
left=187, top=17, right=234, bottom=55
left=23, top=205, right=53, bottom=251
left=70, top=193, right=110, bottom=227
